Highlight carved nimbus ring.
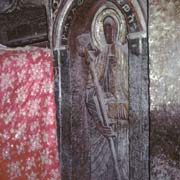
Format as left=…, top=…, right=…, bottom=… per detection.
left=91, top=2, right=127, bottom=51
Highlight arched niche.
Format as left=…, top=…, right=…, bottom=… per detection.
left=53, top=0, right=146, bottom=48
left=53, top=1, right=149, bottom=180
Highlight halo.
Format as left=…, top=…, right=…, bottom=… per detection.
left=91, top=2, right=127, bottom=50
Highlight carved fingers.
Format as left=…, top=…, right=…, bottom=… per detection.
left=96, top=122, right=117, bottom=138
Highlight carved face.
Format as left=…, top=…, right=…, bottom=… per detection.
left=103, top=16, right=117, bottom=44
left=76, top=34, right=91, bottom=57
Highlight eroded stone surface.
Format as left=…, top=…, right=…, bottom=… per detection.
left=150, top=0, right=180, bottom=179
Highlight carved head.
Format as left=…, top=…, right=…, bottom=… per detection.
left=76, top=33, right=91, bottom=57
left=103, top=16, right=117, bottom=44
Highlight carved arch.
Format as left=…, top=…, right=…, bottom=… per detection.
left=53, top=0, right=147, bottom=49
left=53, top=1, right=149, bottom=180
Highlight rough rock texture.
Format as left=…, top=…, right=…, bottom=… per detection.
left=149, top=0, right=180, bottom=179
left=129, top=38, right=149, bottom=180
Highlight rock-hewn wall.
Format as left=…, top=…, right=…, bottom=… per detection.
left=149, top=0, right=180, bottom=179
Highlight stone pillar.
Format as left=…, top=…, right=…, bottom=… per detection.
left=128, top=33, right=149, bottom=180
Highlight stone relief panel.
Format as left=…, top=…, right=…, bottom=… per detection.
left=53, top=0, right=148, bottom=180
left=70, top=3, right=129, bottom=180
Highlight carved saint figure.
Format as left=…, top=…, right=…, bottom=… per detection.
left=77, top=16, right=128, bottom=180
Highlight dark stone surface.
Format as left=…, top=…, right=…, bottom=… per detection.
left=0, top=0, right=15, bottom=13
left=149, top=0, right=180, bottom=179
left=60, top=49, right=73, bottom=180
left=0, top=6, right=48, bottom=47
left=129, top=38, right=149, bottom=180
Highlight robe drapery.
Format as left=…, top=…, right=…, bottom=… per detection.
left=0, top=47, right=60, bottom=180
left=85, top=42, right=129, bottom=180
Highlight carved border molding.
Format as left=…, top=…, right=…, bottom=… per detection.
left=53, top=0, right=146, bottom=49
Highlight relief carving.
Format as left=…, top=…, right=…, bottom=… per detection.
left=53, top=0, right=148, bottom=179
left=76, top=5, right=129, bottom=180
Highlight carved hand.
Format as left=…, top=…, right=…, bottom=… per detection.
left=96, top=122, right=117, bottom=138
